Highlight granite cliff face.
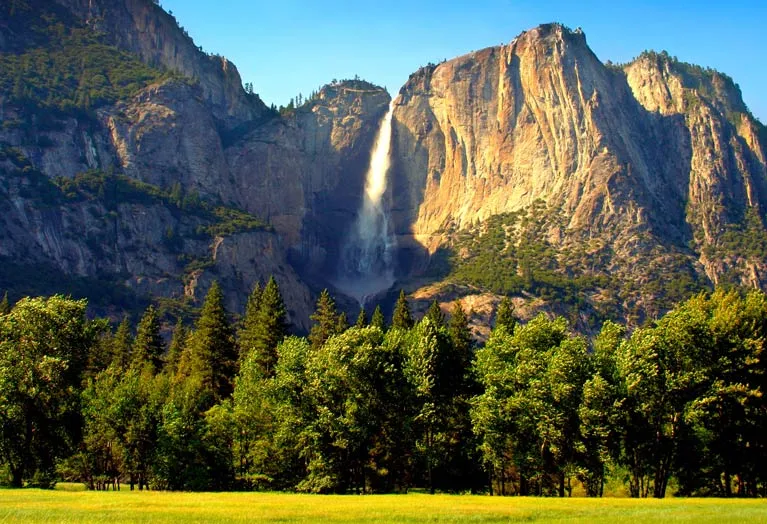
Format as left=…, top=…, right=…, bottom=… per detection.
left=225, top=82, right=390, bottom=277
left=389, top=24, right=767, bottom=323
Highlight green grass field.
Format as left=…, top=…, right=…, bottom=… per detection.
left=1, top=487, right=766, bottom=523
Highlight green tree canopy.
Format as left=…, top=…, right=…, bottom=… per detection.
left=0, top=295, right=103, bottom=486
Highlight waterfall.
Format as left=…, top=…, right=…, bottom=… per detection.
left=336, top=99, right=397, bottom=305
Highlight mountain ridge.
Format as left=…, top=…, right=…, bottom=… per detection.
left=1, top=4, right=765, bottom=332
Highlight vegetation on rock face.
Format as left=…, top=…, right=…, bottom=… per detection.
left=427, top=201, right=707, bottom=327
left=0, top=0, right=175, bottom=119
left=2, top=285, right=767, bottom=498
left=0, top=144, right=269, bottom=318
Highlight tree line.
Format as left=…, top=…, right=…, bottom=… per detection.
left=1, top=282, right=766, bottom=497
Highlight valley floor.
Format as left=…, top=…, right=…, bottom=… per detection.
left=1, top=488, right=766, bottom=523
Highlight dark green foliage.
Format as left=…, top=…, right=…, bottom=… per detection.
left=85, top=331, right=115, bottom=380
left=435, top=201, right=707, bottom=323
left=237, top=282, right=263, bottom=362
left=185, top=282, right=237, bottom=403
left=132, top=306, right=164, bottom=373
left=0, top=256, right=145, bottom=315
left=165, top=319, right=187, bottom=377
left=441, top=205, right=610, bottom=302
left=473, top=315, right=588, bottom=496
left=371, top=305, right=386, bottom=331
left=296, top=327, right=413, bottom=493
left=0, top=295, right=103, bottom=486
left=448, top=302, right=473, bottom=378
left=706, top=207, right=767, bottom=262
left=110, top=316, right=133, bottom=371
left=0, top=292, right=9, bottom=315
left=426, top=300, right=445, bottom=328
left=406, top=317, right=480, bottom=493
left=494, top=297, right=517, bottom=333
left=0, top=0, right=175, bottom=117
left=245, top=277, right=287, bottom=377
left=54, top=170, right=269, bottom=236
left=3, top=286, right=767, bottom=495
left=355, top=307, right=368, bottom=328
left=336, top=312, right=348, bottom=333
left=392, top=290, right=414, bottom=330
left=308, top=289, right=340, bottom=351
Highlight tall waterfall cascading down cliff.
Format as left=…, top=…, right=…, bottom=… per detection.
left=336, top=99, right=397, bottom=305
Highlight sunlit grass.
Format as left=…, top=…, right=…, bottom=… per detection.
left=1, top=489, right=765, bottom=523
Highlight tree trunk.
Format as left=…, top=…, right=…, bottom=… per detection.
left=488, top=467, right=494, bottom=496
left=558, top=473, right=565, bottom=497
left=520, top=473, right=528, bottom=496
left=599, top=470, right=604, bottom=498
left=9, top=466, right=23, bottom=488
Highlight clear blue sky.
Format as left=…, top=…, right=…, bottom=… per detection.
left=161, top=0, right=766, bottom=122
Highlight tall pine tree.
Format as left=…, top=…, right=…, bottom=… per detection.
left=0, top=292, right=9, bottom=315
left=165, top=319, right=187, bottom=376
left=392, top=290, right=414, bottom=330
left=249, top=276, right=287, bottom=377
left=494, top=296, right=517, bottom=333
left=309, top=289, right=340, bottom=351
left=186, top=282, right=237, bottom=401
left=111, top=316, right=133, bottom=370
left=448, top=301, right=473, bottom=386
left=355, top=307, right=368, bottom=328
left=131, top=306, right=164, bottom=372
left=371, top=305, right=386, bottom=331
left=426, top=300, right=445, bottom=328
left=237, top=281, right=263, bottom=361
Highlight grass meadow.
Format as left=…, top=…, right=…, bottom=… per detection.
left=1, top=485, right=767, bottom=523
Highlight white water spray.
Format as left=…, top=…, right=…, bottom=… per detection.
left=336, top=100, right=397, bottom=304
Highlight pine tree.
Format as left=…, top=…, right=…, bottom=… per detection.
left=131, top=306, right=164, bottom=372
left=371, top=305, right=386, bottom=331
left=309, top=289, right=340, bottom=350
left=336, top=312, right=348, bottom=333
left=447, top=301, right=473, bottom=390
left=111, top=316, right=133, bottom=370
left=0, top=292, right=9, bottom=315
left=165, top=319, right=187, bottom=376
left=392, top=290, right=414, bottom=330
left=187, top=281, right=237, bottom=401
left=237, top=281, right=263, bottom=361
left=355, top=307, right=368, bottom=328
left=426, top=300, right=445, bottom=328
left=495, top=296, right=517, bottom=333
left=249, top=276, right=287, bottom=376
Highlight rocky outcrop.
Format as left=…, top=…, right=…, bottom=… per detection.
left=106, top=79, right=233, bottom=203
left=0, top=153, right=314, bottom=328
left=390, top=24, right=767, bottom=293
left=52, top=0, right=265, bottom=127
left=624, top=53, right=767, bottom=280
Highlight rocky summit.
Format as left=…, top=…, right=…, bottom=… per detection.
left=0, top=2, right=765, bottom=332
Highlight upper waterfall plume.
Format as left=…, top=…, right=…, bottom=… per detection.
left=336, top=99, right=397, bottom=304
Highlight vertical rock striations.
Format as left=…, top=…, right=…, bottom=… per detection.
left=391, top=24, right=767, bottom=296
